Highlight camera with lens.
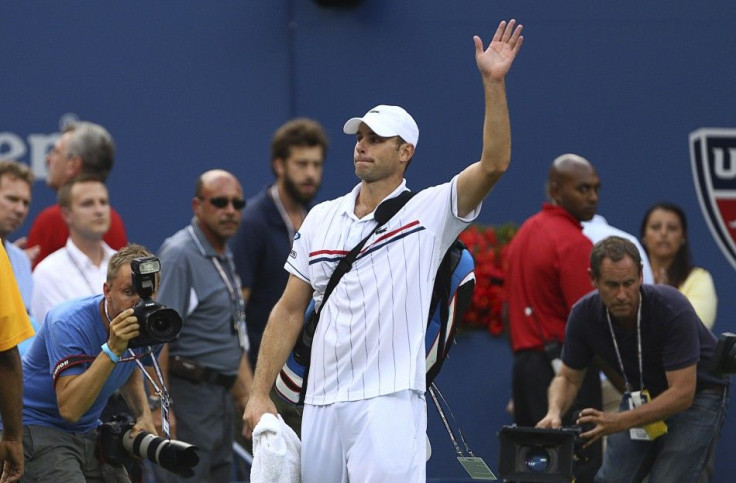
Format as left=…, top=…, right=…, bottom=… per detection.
left=98, top=413, right=199, bottom=477
left=498, top=425, right=582, bottom=482
left=129, top=257, right=183, bottom=349
left=709, top=332, right=736, bottom=377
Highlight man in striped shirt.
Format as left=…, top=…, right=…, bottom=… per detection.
left=244, top=19, right=524, bottom=482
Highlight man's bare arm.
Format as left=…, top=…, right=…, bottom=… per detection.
left=241, top=275, right=312, bottom=438
left=0, top=347, right=24, bottom=482
left=119, top=369, right=157, bottom=435
left=456, top=19, right=523, bottom=217
left=575, top=364, right=697, bottom=447
left=55, top=308, right=138, bottom=423
left=537, top=363, right=586, bottom=429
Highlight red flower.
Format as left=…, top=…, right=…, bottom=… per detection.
left=458, top=223, right=517, bottom=336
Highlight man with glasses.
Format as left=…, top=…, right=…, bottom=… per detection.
left=27, top=121, right=126, bottom=268
left=154, top=169, right=252, bottom=482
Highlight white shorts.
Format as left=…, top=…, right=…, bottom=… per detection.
left=301, top=390, right=427, bottom=483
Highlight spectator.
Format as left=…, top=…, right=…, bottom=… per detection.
left=155, top=169, right=252, bottom=482
left=641, top=201, right=720, bottom=482
left=582, top=214, right=654, bottom=284
left=537, top=236, right=729, bottom=482
left=505, top=153, right=603, bottom=480
left=0, top=160, right=37, bottom=354
left=243, top=19, right=523, bottom=482
left=27, top=121, right=126, bottom=268
left=230, top=117, right=327, bottom=443
left=640, top=202, right=717, bottom=328
left=0, top=242, right=36, bottom=482
left=31, top=174, right=115, bottom=324
left=20, top=244, right=158, bottom=481
left=232, top=118, right=327, bottom=376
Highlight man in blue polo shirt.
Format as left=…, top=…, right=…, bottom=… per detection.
left=20, top=244, right=158, bottom=481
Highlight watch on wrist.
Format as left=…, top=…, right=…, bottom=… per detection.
left=147, top=394, right=162, bottom=410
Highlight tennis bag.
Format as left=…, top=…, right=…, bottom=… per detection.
left=275, top=239, right=476, bottom=406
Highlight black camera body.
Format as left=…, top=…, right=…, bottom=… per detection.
left=498, top=425, right=582, bottom=482
left=710, top=332, right=736, bottom=377
left=98, top=413, right=199, bottom=478
left=129, top=257, right=182, bottom=349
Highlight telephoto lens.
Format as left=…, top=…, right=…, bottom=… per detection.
left=123, top=430, right=199, bottom=478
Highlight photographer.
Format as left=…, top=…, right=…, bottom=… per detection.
left=537, top=237, right=729, bottom=482
left=20, top=244, right=160, bottom=481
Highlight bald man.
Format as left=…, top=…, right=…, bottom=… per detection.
left=155, top=169, right=253, bottom=482
left=505, top=153, right=603, bottom=479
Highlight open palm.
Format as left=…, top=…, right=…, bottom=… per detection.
left=474, top=19, right=524, bottom=81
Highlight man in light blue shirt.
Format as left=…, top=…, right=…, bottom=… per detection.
left=0, top=160, right=38, bottom=354
left=21, top=244, right=159, bottom=481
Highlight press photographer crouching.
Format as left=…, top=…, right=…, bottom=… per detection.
left=536, top=236, right=729, bottom=482
left=19, top=244, right=187, bottom=481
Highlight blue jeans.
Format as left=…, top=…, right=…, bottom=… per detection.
left=595, top=388, right=728, bottom=483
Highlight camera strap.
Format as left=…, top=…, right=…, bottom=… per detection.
left=130, top=347, right=173, bottom=439
left=428, top=382, right=497, bottom=479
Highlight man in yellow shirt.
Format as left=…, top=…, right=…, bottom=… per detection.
left=0, top=242, right=35, bottom=481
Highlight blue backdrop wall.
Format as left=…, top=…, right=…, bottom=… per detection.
left=2, top=1, right=735, bottom=480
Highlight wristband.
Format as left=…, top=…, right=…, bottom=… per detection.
left=101, top=342, right=120, bottom=364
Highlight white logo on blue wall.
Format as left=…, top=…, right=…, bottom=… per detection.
left=0, top=113, right=78, bottom=181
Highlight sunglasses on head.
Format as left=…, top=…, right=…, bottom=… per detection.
left=200, top=197, right=246, bottom=210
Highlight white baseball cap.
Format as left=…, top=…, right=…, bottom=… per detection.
left=343, top=105, right=419, bottom=148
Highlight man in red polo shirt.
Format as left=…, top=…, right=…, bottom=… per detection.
left=26, top=121, right=126, bottom=268
left=506, top=153, right=603, bottom=480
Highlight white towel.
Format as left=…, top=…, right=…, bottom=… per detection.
left=250, top=413, right=301, bottom=483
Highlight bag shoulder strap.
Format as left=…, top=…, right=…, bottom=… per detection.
left=316, top=190, right=416, bottom=316
left=294, top=190, right=416, bottom=367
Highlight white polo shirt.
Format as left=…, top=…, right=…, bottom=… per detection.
left=286, top=176, right=480, bottom=405
left=31, top=238, right=115, bottom=324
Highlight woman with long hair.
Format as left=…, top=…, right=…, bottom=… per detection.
left=640, top=202, right=717, bottom=328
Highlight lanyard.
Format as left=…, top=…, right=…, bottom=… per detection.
left=102, top=299, right=171, bottom=437
left=129, top=347, right=173, bottom=438
left=186, top=226, right=246, bottom=327
left=66, top=249, right=100, bottom=295
left=605, top=296, right=643, bottom=394
left=269, top=184, right=304, bottom=244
